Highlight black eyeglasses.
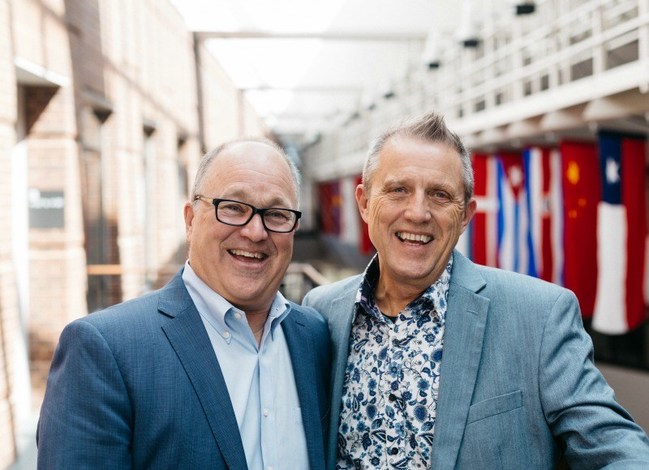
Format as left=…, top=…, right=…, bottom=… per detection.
left=194, top=195, right=301, bottom=233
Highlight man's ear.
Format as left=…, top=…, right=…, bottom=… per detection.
left=355, top=184, right=370, bottom=223
left=183, top=202, right=195, bottom=242
left=460, top=198, right=477, bottom=234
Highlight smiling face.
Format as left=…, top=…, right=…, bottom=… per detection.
left=184, top=141, right=298, bottom=315
left=356, top=134, right=476, bottom=296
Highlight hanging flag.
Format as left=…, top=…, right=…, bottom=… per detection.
left=469, top=153, right=498, bottom=267
left=497, top=151, right=528, bottom=273
left=592, top=132, right=647, bottom=334
left=523, top=147, right=563, bottom=284
left=560, top=141, right=600, bottom=319
left=318, top=180, right=342, bottom=235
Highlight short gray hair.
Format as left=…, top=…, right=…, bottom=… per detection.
left=363, top=112, right=474, bottom=206
left=191, top=137, right=301, bottom=204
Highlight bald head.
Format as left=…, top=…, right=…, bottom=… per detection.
left=191, top=138, right=301, bottom=205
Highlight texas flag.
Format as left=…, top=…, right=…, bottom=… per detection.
left=496, top=152, right=529, bottom=274
left=523, top=147, right=563, bottom=284
left=592, top=132, right=647, bottom=334
left=469, top=153, right=499, bottom=267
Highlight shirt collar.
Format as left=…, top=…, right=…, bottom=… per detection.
left=355, top=253, right=454, bottom=320
left=182, top=261, right=291, bottom=341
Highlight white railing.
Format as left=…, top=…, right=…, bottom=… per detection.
left=303, top=0, right=648, bottom=179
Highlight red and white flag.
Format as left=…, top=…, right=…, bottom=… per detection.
left=470, top=153, right=499, bottom=267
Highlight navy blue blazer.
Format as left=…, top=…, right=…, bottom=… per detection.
left=37, top=270, right=331, bottom=469
left=304, top=250, right=649, bottom=469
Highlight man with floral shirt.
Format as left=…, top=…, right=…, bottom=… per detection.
left=303, top=111, right=649, bottom=469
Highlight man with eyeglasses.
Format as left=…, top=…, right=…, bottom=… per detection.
left=37, top=138, right=331, bottom=470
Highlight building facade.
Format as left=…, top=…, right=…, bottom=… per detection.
left=0, top=0, right=267, bottom=466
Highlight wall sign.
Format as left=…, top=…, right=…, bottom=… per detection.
left=29, top=188, right=65, bottom=228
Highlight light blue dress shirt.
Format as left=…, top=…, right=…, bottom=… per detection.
left=183, top=262, right=309, bottom=470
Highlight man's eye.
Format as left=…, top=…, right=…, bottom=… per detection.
left=221, top=203, right=246, bottom=214
left=266, top=210, right=291, bottom=221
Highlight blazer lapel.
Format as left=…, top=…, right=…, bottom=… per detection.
left=322, top=288, right=357, bottom=467
left=283, top=311, right=326, bottom=470
left=159, top=274, right=248, bottom=470
left=431, top=252, right=490, bottom=470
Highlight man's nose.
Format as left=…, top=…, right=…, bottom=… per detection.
left=404, top=194, right=433, bottom=222
left=240, top=213, right=269, bottom=240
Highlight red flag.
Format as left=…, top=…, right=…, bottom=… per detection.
left=318, top=180, right=342, bottom=235
left=470, top=153, right=498, bottom=266
left=560, top=141, right=600, bottom=318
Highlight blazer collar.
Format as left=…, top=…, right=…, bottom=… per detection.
left=282, top=310, right=326, bottom=470
left=158, top=271, right=248, bottom=470
left=431, top=250, right=490, bottom=469
left=321, top=277, right=361, bottom=467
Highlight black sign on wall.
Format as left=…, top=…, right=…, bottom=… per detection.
left=29, top=189, right=65, bottom=228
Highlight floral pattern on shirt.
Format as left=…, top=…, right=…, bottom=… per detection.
left=337, top=255, right=453, bottom=470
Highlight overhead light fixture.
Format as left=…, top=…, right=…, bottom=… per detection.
left=457, top=0, right=481, bottom=48
left=515, top=2, right=536, bottom=15
left=379, top=79, right=396, bottom=100
left=461, top=38, right=480, bottom=48
left=422, top=27, right=442, bottom=70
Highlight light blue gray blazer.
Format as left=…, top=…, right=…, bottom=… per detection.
left=37, top=270, right=331, bottom=469
left=303, top=250, right=649, bottom=469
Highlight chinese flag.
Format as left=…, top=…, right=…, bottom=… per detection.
left=560, top=141, right=600, bottom=318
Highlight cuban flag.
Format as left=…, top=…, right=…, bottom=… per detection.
left=496, top=152, right=529, bottom=274
left=592, top=131, right=647, bottom=334
left=523, top=147, right=563, bottom=284
left=469, top=153, right=499, bottom=267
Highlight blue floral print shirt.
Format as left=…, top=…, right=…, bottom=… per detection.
left=336, top=254, right=453, bottom=470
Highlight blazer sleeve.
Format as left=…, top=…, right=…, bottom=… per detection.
left=539, top=289, right=649, bottom=468
left=37, top=319, right=133, bottom=469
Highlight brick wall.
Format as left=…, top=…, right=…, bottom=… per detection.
left=1, top=0, right=22, bottom=466
left=1, top=0, right=269, bottom=466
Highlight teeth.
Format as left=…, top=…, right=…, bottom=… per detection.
left=397, top=232, right=432, bottom=243
left=230, top=249, right=265, bottom=259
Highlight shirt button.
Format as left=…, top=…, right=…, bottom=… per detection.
left=233, top=312, right=242, bottom=320
left=388, top=393, right=397, bottom=402
left=390, top=447, right=399, bottom=455
left=263, top=409, right=269, bottom=417
left=222, top=331, right=231, bottom=339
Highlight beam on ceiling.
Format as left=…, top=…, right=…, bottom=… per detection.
left=241, top=86, right=363, bottom=93
left=195, top=30, right=426, bottom=42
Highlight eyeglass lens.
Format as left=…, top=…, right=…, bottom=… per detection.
left=216, top=200, right=297, bottom=232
